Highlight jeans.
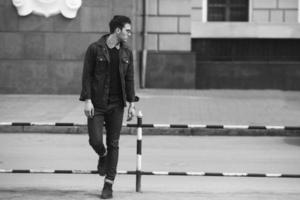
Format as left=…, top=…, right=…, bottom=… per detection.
left=88, top=102, right=124, bottom=181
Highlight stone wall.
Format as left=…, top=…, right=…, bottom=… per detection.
left=191, top=0, right=298, bottom=24
left=146, top=52, right=196, bottom=88
left=0, top=0, right=140, bottom=94
left=191, top=0, right=300, bottom=38
left=252, top=0, right=298, bottom=23
left=146, top=0, right=191, bottom=51
left=145, top=0, right=196, bottom=89
left=191, top=0, right=300, bottom=90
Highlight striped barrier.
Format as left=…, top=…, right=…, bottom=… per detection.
left=1, top=114, right=300, bottom=193
left=1, top=122, right=300, bottom=130
left=1, top=169, right=299, bottom=178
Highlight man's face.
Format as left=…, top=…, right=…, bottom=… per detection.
left=116, top=23, right=132, bottom=43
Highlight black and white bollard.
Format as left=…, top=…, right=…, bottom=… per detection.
left=136, top=111, right=143, bottom=192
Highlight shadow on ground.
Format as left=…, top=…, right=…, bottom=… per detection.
left=284, top=138, right=300, bottom=147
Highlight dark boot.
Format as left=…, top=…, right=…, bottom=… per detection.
left=97, top=154, right=107, bottom=176
left=100, top=182, right=113, bottom=199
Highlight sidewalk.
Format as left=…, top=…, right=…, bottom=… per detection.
left=0, top=89, right=300, bottom=135
left=1, top=189, right=299, bottom=200
left=1, top=134, right=300, bottom=199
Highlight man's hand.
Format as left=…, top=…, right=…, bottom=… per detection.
left=84, top=99, right=94, bottom=118
left=127, top=103, right=136, bottom=121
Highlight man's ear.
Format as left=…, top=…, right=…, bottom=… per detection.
left=116, top=27, right=121, bottom=34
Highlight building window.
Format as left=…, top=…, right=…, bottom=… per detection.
left=207, top=0, right=249, bottom=21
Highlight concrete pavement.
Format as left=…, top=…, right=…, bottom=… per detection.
left=0, top=89, right=300, bottom=135
left=0, top=133, right=300, bottom=199
left=1, top=90, right=300, bottom=199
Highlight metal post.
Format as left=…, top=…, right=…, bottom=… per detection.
left=141, top=0, right=148, bottom=88
left=136, top=111, right=143, bottom=192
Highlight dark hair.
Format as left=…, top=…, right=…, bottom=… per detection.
left=109, top=15, right=131, bottom=33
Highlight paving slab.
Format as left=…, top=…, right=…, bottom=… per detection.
left=0, top=89, right=300, bottom=135
left=0, top=134, right=300, bottom=200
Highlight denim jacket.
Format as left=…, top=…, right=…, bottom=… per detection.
left=79, top=34, right=137, bottom=108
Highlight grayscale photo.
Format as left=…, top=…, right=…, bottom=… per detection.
left=0, top=0, right=300, bottom=199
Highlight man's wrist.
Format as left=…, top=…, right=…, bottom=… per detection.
left=85, top=99, right=92, bottom=103
left=129, top=102, right=135, bottom=107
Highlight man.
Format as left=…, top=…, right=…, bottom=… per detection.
left=79, top=15, right=138, bottom=199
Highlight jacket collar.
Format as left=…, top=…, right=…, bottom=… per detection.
left=96, top=34, right=129, bottom=49
left=96, top=34, right=130, bottom=63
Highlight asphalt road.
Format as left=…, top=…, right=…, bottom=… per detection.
left=0, top=133, right=300, bottom=200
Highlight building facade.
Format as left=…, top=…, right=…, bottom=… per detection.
left=0, top=0, right=141, bottom=94
left=146, top=0, right=300, bottom=90
left=0, top=0, right=299, bottom=94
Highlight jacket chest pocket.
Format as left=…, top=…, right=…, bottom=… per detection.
left=95, top=55, right=107, bottom=73
left=121, top=57, right=129, bottom=72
